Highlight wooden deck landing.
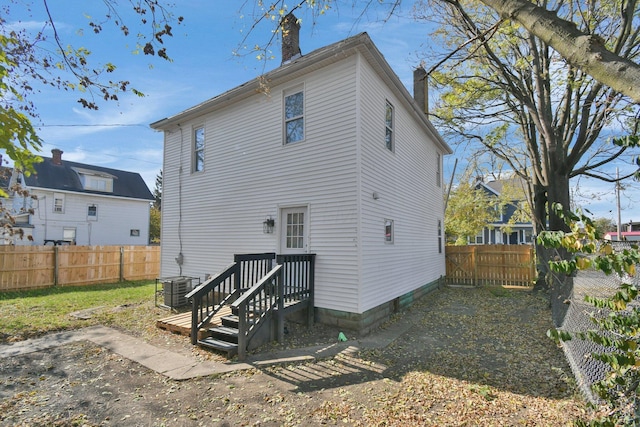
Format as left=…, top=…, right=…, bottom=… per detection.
left=156, top=306, right=232, bottom=339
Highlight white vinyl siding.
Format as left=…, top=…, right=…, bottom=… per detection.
left=358, top=56, right=446, bottom=313
left=28, top=189, right=150, bottom=246
left=159, top=58, right=360, bottom=313
left=158, top=49, right=447, bottom=315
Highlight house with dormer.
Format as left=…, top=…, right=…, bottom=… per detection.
left=470, top=178, right=534, bottom=245
left=3, top=149, right=153, bottom=246
left=151, top=19, right=451, bottom=338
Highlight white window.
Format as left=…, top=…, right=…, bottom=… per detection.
left=193, top=126, right=205, bottom=172
left=87, top=204, right=97, bottom=220
left=385, top=101, right=394, bottom=151
left=73, top=168, right=115, bottom=192
left=470, top=232, right=484, bottom=245
left=130, top=229, right=140, bottom=237
left=436, top=153, right=441, bottom=187
left=385, top=219, right=394, bottom=243
left=63, top=228, right=76, bottom=243
left=85, top=177, right=111, bottom=192
left=438, top=219, right=442, bottom=254
left=53, top=193, right=64, bottom=213
left=284, top=89, right=304, bottom=144
left=286, top=211, right=305, bottom=249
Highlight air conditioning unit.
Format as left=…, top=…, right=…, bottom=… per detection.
left=162, top=277, right=192, bottom=308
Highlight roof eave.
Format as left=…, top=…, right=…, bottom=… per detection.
left=150, top=33, right=453, bottom=155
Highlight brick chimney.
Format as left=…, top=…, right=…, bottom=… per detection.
left=281, top=13, right=301, bottom=64
left=413, top=67, right=429, bottom=116
left=51, top=148, right=63, bottom=165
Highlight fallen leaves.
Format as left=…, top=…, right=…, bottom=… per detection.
left=0, top=286, right=598, bottom=426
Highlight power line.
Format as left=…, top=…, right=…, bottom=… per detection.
left=37, top=124, right=150, bottom=128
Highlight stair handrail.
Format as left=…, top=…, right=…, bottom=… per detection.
left=187, top=262, right=239, bottom=345
left=232, top=264, right=283, bottom=360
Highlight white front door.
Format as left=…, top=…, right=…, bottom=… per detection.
left=280, top=206, right=308, bottom=254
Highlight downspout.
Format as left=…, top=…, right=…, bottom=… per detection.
left=176, top=126, right=184, bottom=276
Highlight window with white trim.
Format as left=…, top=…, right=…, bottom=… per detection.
left=436, top=153, right=441, bottom=187
left=385, top=219, right=394, bottom=243
left=63, top=227, right=76, bottom=243
left=193, top=126, right=205, bottom=172
left=385, top=101, right=394, bottom=151
left=53, top=193, right=64, bottom=213
left=284, top=88, right=304, bottom=144
left=87, top=204, right=97, bottom=220
left=470, top=232, right=484, bottom=245
left=438, top=219, right=442, bottom=254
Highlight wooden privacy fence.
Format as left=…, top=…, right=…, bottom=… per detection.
left=445, top=245, right=535, bottom=287
left=0, top=245, right=160, bottom=291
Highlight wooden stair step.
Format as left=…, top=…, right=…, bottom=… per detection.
left=208, top=326, right=239, bottom=343
left=197, top=337, right=238, bottom=357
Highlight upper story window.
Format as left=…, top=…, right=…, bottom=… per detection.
left=73, top=168, right=114, bottom=192
left=53, top=193, right=64, bottom=213
left=193, top=126, right=205, bottom=172
left=284, top=88, right=304, bottom=144
left=436, top=153, right=441, bottom=187
left=385, top=101, right=394, bottom=151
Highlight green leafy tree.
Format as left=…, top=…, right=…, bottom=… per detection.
left=543, top=204, right=640, bottom=425
left=421, top=0, right=640, bottom=283
left=149, top=206, right=160, bottom=244
left=240, top=1, right=640, bottom=284
left=445, top=179, right=499, bottom=245
left=0, top=1, right=182, bottom=170
left=593, top=217, right=617, bottom=237
left=153, top=170, right=162, bottom=211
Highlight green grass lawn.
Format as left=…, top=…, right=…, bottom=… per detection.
left=0, top=281, right=161, bottom=343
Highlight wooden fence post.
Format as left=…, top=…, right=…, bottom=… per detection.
left=53, top=246, right=59, bottom=286
left=473, top=246, right=478, bottom=286
left=119, top=246, right=125, bottom=282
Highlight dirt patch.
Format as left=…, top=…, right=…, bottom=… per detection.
left=0, top=286, right=593, bottom=426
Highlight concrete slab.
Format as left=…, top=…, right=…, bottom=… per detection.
left=0, top=323, right=397, bottom=380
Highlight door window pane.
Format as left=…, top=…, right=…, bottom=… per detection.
left=286, top=212, right=304, bottom=249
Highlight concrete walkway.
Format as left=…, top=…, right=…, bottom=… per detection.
left=0, top=319, right=411, bottom=380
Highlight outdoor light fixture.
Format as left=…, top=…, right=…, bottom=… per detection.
left=263, top=216, right=275, bottom=234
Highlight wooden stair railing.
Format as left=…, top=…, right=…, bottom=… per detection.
left=185, top=262, right=239, bottom=345
left=189, top=253, right=315, bottom=359
left=232, top=264, right=283, bottom=360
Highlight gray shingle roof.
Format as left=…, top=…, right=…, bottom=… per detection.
left=24, top=156, right=153, bottom=201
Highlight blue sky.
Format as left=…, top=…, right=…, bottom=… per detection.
left=4, top=1, right=638, bottom=225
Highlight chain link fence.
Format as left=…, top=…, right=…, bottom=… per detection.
left=551, top=242, right=640, bottom=403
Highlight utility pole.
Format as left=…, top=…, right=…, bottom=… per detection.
left=616, top=168, right=622, bottom=241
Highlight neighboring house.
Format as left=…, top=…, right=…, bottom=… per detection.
left=471, top=178, right=534, bottom=245
left=3, top=149, right=153, bottom=246
left=151, top=23, right=452, bottom=331
left=604, top=231, right=640, bottom=242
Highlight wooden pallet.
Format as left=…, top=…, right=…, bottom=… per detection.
left=156, top=306, right=232, bottom=340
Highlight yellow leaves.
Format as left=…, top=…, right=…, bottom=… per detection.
left=576, top=256, right=591, bottom=270
left=625, top=263, right=636, bottom=277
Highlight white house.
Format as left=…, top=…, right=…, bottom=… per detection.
left=3, top=149, right=154, bottom=246
left=151, top=24, right=452, bottom=331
